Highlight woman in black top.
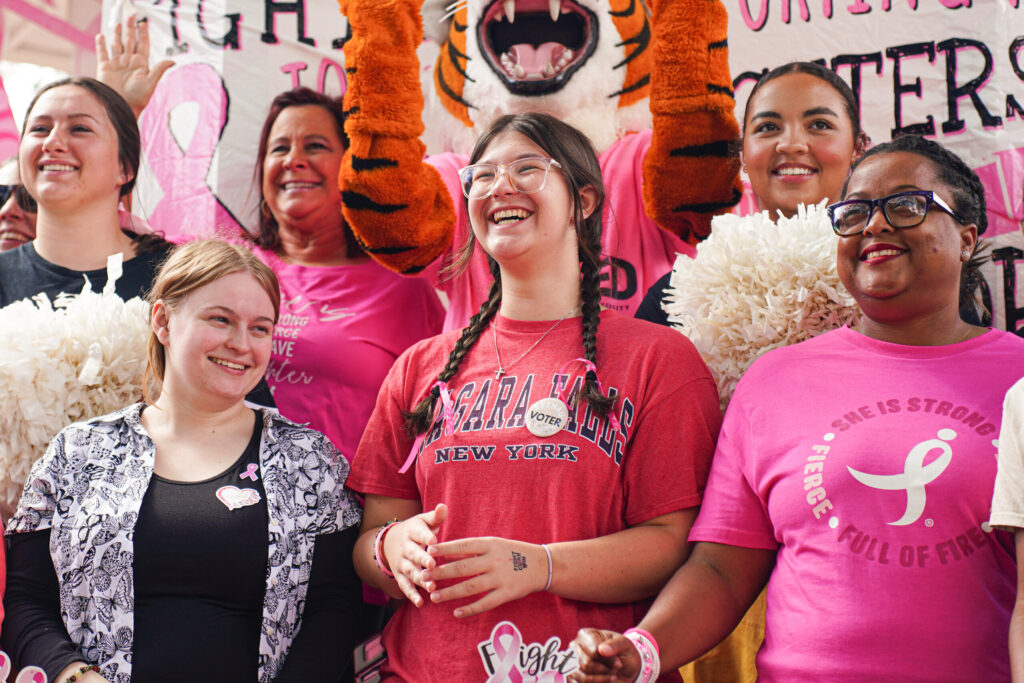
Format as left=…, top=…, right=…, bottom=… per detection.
left=0, top=77, right=172, bottom=308
left=2, top=240, right=363, bottom=682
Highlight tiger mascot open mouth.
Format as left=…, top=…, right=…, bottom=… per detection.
left=475, top=0, right=599, bottom=95
left=426, top=0, right=653, bottom=155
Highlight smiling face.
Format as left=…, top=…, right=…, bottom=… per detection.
left=0, top=160, right=36, bottom=251
left=468, top=130, right=587, bottom=266
left=154, top=272, right=276, bottom=408
left=742, top=71, right=859, bottom=219
left=836, top=151, right=977, bottom=327
left=19, top=85, right=128, bottom=213
left=261, top=104, right=345, bottom=235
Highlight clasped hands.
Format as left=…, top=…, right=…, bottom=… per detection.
left=381, top=503, right=548, bottom=618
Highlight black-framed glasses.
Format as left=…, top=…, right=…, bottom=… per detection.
left=457, top=157, right=562, bottom=199
left=827, top=190, right=962, bottom=236
left=0, top=184, right=37, bottom=213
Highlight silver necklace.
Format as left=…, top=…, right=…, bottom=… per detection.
left=491, top=307, right=577, bottom=380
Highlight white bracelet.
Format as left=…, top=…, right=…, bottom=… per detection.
left=542, top=544, right=553, bottom=591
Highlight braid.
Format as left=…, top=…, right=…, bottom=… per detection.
left=404, top=272, right=502, bottom=436
left=578, top=250, right=614, bottom=417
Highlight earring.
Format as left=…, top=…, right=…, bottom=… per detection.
left=962, top=250, right=970, bottom=259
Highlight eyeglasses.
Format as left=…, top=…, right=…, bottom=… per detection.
left=827, top=190, right=962, bottom=236
left=0, top=184, right=37, bottom=213
left=457, top=157, right=562, bottom=199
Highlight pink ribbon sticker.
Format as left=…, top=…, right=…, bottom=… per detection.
left=556, top=358, right=621, bottom=433
left=398, top=381, right=454, bottom=474
left=482, top=622, right=568, bottom=683
left=240, top=463, right=259, bottom=481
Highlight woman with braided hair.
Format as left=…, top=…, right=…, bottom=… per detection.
left=346, top=112, right=722, bottom=682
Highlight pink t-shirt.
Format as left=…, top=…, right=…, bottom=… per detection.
left=690, top=326, right=1024, bottom=682
left=425, top=129, right=695, bottom=331
left=255, top=249, right=445, bottom=460
left=348, top=311, right=721, bottom=681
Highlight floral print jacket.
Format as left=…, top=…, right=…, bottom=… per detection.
left=6, top=403, right=362, bottom=682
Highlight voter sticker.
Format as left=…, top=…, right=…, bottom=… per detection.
left=526, top=397, right=569, bottom=438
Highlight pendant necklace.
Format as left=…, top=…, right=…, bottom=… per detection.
left=491, top=306, right=578, bottom=381
left=491, top=306, right=578, bottom=437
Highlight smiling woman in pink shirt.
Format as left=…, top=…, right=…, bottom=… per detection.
left=572, top=135, right=1020, bottom=683
left=248, top=88, right=444, bottom=464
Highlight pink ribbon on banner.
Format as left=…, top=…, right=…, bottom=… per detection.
left=398, top=381, right=454, bottom=474
left=138, top=63, right=243, bottom=240
left=557, top=358, right=621, bottom=433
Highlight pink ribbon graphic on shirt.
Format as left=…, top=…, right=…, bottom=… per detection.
left=484, top=622, right=566, bottom=683
left=399, top=381, right=454, bottom=473
left=557, top=358, right=621, bottom=433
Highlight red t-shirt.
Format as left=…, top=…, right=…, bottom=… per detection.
left=349, top=310, right=721, bottom=681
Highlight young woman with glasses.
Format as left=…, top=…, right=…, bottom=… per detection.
left=346, top=112, right=722, bottom=682
left=570, top=135, right=1023, bottom=683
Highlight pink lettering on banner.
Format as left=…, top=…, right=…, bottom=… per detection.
left=738, top=0, right=769, bottom=31
left=281, top=61, right=308, bottom=88
left=975, top=146, right=1024, bottom=236
left=138, top=63, right=243, bottom=240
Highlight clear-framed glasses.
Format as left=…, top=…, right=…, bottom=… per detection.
left=457, top=157, right=562, bottom=199
left=0, top=184, right=37, bottom=213
left=827, top=190, right=962, bottom=236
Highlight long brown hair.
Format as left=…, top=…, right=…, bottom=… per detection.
left=405, top=112, right=614, bottom=436
left=23, top=77, right=140, bottom=198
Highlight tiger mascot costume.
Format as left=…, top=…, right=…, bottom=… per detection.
left=336, top=0, right=742, bottom=332
left=337, top=2, right=761, bottom=679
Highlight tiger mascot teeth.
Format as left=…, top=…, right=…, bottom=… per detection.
left=421, top=0, right=654, bottom=155
left=338, top=0, right=742, bottom=327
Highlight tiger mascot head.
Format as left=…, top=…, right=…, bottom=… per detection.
left=420, top=0, right=652, bottom=155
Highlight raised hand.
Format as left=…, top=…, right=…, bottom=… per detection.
left=424, top=536, right=548, bottom=618
left=568, top=628, right=641, bottom=682
left=96, top=15, right=174, bottom=117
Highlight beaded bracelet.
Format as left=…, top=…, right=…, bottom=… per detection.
left=373, top=520, right=400, bottom=579
left=66, top=664, right=100, bottom=683
left=624, top=628, right=661, bottom=683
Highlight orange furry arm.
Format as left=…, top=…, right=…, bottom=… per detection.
left=338, top=0, right=455, bottom=274
left=644, top=0, right=742, bottom=244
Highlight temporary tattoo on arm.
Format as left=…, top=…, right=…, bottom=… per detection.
left=512, top=551, right=527, bottom=571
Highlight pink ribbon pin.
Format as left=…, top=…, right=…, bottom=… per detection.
left=557, top=358, right=621, bottom=433
left=240, top=463, right=259, bottom=481
left=399, top=381, right=454, bottom=474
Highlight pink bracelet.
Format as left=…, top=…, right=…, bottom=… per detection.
left=624, top=628, right=661, bottom=683
left=373, top=520, right=400, bottom=579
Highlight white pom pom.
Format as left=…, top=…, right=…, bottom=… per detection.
left=664, top=201, right=861, bottom=409
left=0, top=281, right=150, bottom=519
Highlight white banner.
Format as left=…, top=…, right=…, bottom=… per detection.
left=726, top=0, right=1024, bottom=329
left=103, top=0, right=349, bottom=238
